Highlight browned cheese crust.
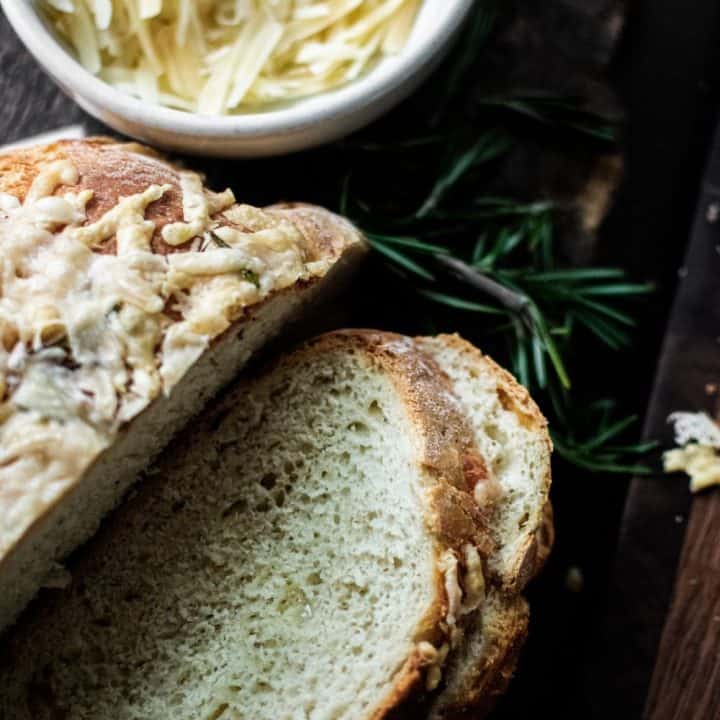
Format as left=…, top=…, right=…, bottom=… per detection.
left=0, top=138, right=359, bottom=263
left=409, top=334, right=553, bottom=720
left=430, top=504, right=554, bottom=720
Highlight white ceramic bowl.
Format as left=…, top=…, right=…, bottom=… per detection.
left=1, top=0, right=474, bottom=157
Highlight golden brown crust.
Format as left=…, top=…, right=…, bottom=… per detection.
left=407, top=333, right=553, bottom=720
left=0, top=138, right=186, bottom=255
left=266, top=203, right=363, bottom=264
left=428, top=505, right=554, bottom=719
left=0, top=139, right=365, bottom=263
left=0, top=139, right=68, bottom=196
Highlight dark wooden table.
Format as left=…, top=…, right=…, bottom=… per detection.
left=3, top=1, right=720, bottom=717
left=588, top=1, right=720, bottom=718
left=602, top=123, right=720, bottom=720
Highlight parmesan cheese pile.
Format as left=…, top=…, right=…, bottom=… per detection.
left=40, top=0, right=421, bottom=114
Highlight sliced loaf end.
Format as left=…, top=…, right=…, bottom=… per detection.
left=418, top=333, right=553, bottom=720
left=416, top=334, right=553, bottom=592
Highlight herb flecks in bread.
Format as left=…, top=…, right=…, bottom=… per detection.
left=0, top=138, right=366, bottom=632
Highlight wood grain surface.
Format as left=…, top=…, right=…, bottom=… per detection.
left=647, top=496, right=720, bottom=718
left=583, top=0, right=720, bottom=715
left=599, top=227, right=720, bottom=716
left=0, top=18, right=89, bottom=144
left=637, top=122, right=720, bottom=719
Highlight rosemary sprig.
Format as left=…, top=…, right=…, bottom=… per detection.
left=416, top=130, right=513, bottom=219
left=355, top=185, right=654, bottom=472
left=477, top=93, right=619, bottom=143
left=551, top=401, right=659, bottom=474
left=337, top=2, right=651, bottom=475
left=360, top=203, right=652, bottom=396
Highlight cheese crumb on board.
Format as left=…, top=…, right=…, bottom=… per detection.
left=40, top=0, right=422, bottom=114
left=664, top=411, right=720, bottom=492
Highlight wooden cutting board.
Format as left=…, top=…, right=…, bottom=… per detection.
left=603, top=119, right=720, bottom=719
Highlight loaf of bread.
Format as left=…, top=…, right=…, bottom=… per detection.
left=0, top=139, right=366, bottom=632
left=0, top=330, right=552, bottom=719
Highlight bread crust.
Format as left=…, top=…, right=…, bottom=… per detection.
left=0, top=138, right=183, bottom=255
left=427, top=595, right=530, bottom=720
left=428, top=505, right=554, bottom=720
left=426, top=334, right=553, bottom=593
left=0, top=138, right=367, bottom=631
left=416, top=334, right=554, bottom=719
left=0, top=138, right=360, bottom=264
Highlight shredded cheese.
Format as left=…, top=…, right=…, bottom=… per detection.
left=0, top=153, right=314, bottom=562
left=39, top=0, right=422, bottom=114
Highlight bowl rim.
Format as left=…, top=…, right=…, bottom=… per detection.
left=1, top=0, right=474, bottom=140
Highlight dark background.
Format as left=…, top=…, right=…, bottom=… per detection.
left=3, top=1, right=720, bottom=716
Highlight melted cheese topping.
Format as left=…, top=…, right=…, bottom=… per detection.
left=438, top=549, right=462, bottom=639
left=0, top=157, right=310, bottom=558
left=40, top=0, right=421, bottom=114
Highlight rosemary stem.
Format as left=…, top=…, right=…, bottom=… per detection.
left=434, top=255, right=531, bottom=314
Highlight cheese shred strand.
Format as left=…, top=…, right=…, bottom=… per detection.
left=40, top=0, right=421, bottom=114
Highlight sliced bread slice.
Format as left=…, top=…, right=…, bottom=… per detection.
left=416, top=334, right=553, bottom=591
left=0, top=331, right=496, bottom=720
left=427, top=508, right=554, bottom=720
left=427, top=590, right=531, bottom=719
left=418, top=334, right=553, bottom=720
left=0, top=139, right=366, bottom=631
